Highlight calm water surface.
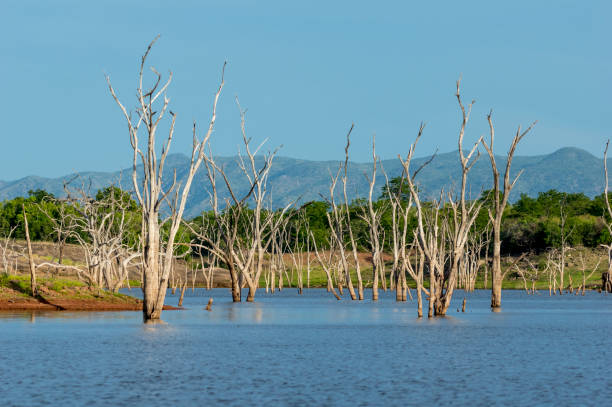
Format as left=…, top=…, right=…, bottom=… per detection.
left=1, top=289, right=611, bottom=406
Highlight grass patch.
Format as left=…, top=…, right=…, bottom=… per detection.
left=262, top=261, right=605, bottom=291
left=126, top=279, right=141, bottom=288
left=1, top=273, right=32, bottom=294
left=46, top=277, right=85, bottom=292
left=38, top=255, right=80, bottom=266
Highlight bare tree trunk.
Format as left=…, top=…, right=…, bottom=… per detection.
left=491, top=231, right=503, bottom=307
left=483, top=111, right=535, bottom=309
left=178, top=281, right=187, bottom=307
left=428, top=268, right=435, bottom=318
left=372, top=259, right=379, bottom=301
left=229, top=262, right=241, bottom=302
left=107, top=38, right=224, bottom=321
left=23, top=204, right=37, bottom=297
left=416, top=284, right=423, bottom=318
left=58, top=237, right=64, bottom=265
left=142, top=220, right=163, bottom=319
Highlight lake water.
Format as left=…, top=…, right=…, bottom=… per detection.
left=1, top=289, right=611, bottom=406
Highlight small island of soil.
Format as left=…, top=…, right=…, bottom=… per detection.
left=0, top=274, right=178, bottom=311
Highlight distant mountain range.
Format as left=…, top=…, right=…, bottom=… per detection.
left=0, top=147, right=607, bottom=219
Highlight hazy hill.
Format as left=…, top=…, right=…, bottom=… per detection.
left=0, top=147, right=607, bottom=219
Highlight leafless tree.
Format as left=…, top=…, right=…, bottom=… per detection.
left=22, top=204, right=37, bottom=296
left=459, top=222, right=491, bottom=292
left=384, top=149, right=435, bottom=311
left=197, top=249, right=216, bottom=290
left=601, top=140, right=612, bottom=292
left=52, top=182, right=141, bottom=292
left=106, top=37, right=225, bottom=320
left=287, top=216, right=306, bottom=295
left=322, top=125, right=365, bottom=300
left=482, top=112, right=535, bottom=308
left=577, top=251, right=601, bottom=295
left=0, top=225, right=20, bottom=274
left=37, top=197, right=71, bottom=265
left=401, top=80, right=483, bottom=316
left=193, top=109, right=291, bottom=302
left=176, top=262, right=188, bottom=307
left=555, top=199, right=575, bottom=294
left=359, top=136, right=386, bottom=300
left=514, top=258, right=543, bottom=294
left=545, top=249, right=559, bottom=295
left=311, top=230, right=342, bottom=300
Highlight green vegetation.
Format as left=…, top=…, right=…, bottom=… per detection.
left=274, top=256, right=605, bottom=291
left=1, top=272, right=84, bottom=294
left=2, top=186, right=611, bottom=292
left=0, top=272, right=140, bottom=305
left=3, top=187, right=611, bottom=256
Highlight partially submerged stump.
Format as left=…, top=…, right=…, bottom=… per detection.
left=602, top=272, right=612, bottom=293
left=205, top=298, right=213, bottom=311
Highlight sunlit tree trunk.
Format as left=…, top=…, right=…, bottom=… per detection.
left=107, top=38, right=224, bottom=321
left=23, top=204, right=37, bottom=297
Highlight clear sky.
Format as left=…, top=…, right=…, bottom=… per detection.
left=1, top=0, right=610, bottom=180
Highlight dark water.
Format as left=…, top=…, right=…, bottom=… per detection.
left=1, top=289, right=611, bottom=406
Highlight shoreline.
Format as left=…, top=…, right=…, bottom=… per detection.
left=0, top=296, right=180, bottom=312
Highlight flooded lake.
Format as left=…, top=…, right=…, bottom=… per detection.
left=1, top=289, right=611, bottom=406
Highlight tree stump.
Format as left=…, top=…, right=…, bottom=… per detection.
left=602, top=272, right=612, bottom=293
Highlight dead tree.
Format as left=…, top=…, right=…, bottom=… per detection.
left=194, top=126, right=290, bottom=302
left=400, top=126, right=448, bottom=317
left=0, top=225, right=20, bottom=273
left=340, top=127, right=365, bottom=300
left=482, top=111, right=535, bottom=308
left=58, top=182, right=140, bottom=292
left=514, top=261, right=534, bottom=294
left=577, top=251, right=601, bottom=295
left=520, top=258, right=545, bottom=294
left=384, top=169, right=409, bottom=301
left=384, top=149, right=435, bottom=309
left=311, top=231, right=342, bottom=300
left=106, top=37, right=225, bottom=321
left=22, top=204, right=37, bottom=296
left=197, top=249, right=216, bottom=290
left=601, top=140, right=612, bottom=293
left=359, top=136, right=386, bottom=301
left=325, top=160, right=356, bottom=300
left=283, top=210, right=312, bottom=295
left=557, top=199, right=575, bottom=293
left=37, top=197, right=71, bottom=265
left=323, top=125, right=364, bottom=300
left=545, top=249, right=559, bottom=295
left=177, top=263, right=188, bottom=307
left=402, top=80, right=483, bottom=316
left=459, top=222, right=490, bottom=292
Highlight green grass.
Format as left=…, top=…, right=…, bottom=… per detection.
left=126, top=279, right=141, bottom=288
left=38, top=255, right=80, bottom=266
left=47, top=277, right=85, bottom=292
left=263, top=262, right=605, bottom=291
left=0, top=272, right=137, bottom=302
left=1, top=273, right=32, bottom=294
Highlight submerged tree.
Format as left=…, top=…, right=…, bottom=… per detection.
left=106, top=37, right=225, bottom=321
left=402, top=80, right=483, bottom=316
left=601, top=140, right=612, bottom=293
left=481, top=111, right=535, bottom=308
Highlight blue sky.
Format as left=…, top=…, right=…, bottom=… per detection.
left=0, top=0, right=610, bottom=180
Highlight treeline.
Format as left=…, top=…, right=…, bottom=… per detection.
left=0, top=188, right=141, bottom=245
left=2, top=186, right=610, bottom=257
